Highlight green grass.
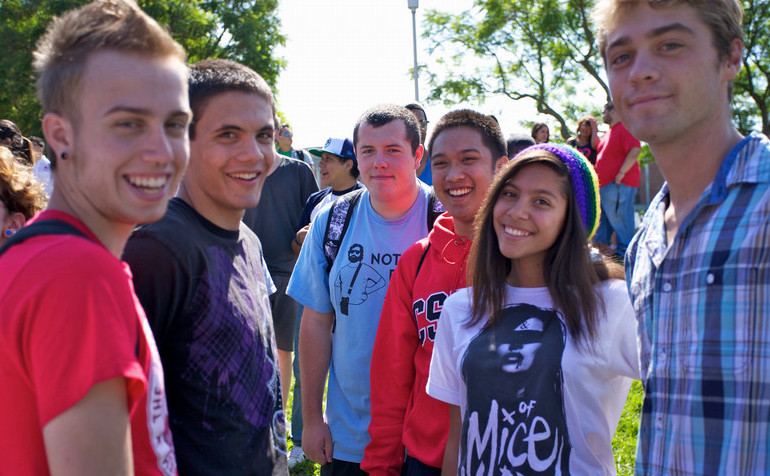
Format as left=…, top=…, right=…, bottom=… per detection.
left=613, top=380, right=643, bottom=475
left=286, top=376, right=321, bottom=476
left=285, top=377, right=643, bottom=476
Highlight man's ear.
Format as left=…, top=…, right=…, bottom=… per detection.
left=41, top=112, right=73, bottom=162
left=414, top=144, right=424, bottom=170
left=495, top=156, right=509, bottom=172
left=723, top=37, right=743, bottom=81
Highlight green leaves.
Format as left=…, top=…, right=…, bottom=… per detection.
left=0, top=0, right=286, bottom=137
left=422, top=0, right=769, bottom=138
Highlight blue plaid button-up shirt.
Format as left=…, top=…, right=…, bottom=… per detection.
left=626, top=133, right=770, bottom=475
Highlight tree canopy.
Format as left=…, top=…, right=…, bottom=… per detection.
left=0, top=0, right=286, bottom=137
left=423, top=0, right=770, bottom=139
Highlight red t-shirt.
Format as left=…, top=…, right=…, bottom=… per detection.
left=595, top=122, right=641, bottom=188
left=0, top=210, right=176, bottom=475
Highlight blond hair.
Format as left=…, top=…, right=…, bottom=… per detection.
left=0, top=147, right=47, bottom=220
left=33, top=0, right=185, bottom=120
left=593, top=0, right=743, bottom=63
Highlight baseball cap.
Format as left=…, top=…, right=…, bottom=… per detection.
left=309, top=137, right=356, bottom=165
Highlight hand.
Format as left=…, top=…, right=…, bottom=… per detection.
left=614, top=171, right=625, bottom=184
left=296, top=225, right=310, bottom=246
left=302, top=419, right=334, bottom=464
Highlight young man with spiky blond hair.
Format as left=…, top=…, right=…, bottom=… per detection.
left=0, top=0, right=189, bottom=473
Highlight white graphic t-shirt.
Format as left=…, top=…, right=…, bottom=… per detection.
left=428, top=281, right=640, bottom=475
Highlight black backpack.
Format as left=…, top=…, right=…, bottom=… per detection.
left=0, top=219, right=89, bottom=259
left=322, top=188, right=444, bottom=274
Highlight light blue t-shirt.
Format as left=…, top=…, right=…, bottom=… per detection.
left=287, top=183, right=433, bottom=463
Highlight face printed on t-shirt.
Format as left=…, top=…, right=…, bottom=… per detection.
left=460, top=303, right=570, bottom=475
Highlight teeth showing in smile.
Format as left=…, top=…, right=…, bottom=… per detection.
left=128, top=175, right=167, bottom=190
left=229, top=172, right=257, bottom=180
left=448, top=187, right=471, bottom=197
left=504, top=226, right=530, bottom=237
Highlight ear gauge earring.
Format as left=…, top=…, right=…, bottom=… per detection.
left=4, top=229, right=14, bottom=238
left=60, top=151, right=69, bottom=160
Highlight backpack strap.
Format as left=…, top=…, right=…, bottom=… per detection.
left=427, top=190, right=445, bottom=231
left=323, top=188, right=365, bottom=274
left=322, top=188, right=443, bottom=274
left=0, top=219, right=89, bottom=259
left=414, top=242, right=431, bottom=280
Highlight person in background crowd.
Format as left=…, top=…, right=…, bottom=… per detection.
left=566, top=115, right=600, bottom=164
left=277, top=123, right=317, bottom=182
left=28, top=135, right=54, bottom=196
left=287, top=136, right=362, bottom=468
left=506, top=131, right=536, bottom=159
left=594, top=0, right=770, bottom=473
left=0, top=147, right=47, bottom=246
left=406, top=103, right=432, bottom=186
left=593, top=102, right=641, bottom=257
left=0, top=120, right=34, bottom=166
left=243, top=117, right=318, bottom=419
left=531, top=122, right=550, bottom=143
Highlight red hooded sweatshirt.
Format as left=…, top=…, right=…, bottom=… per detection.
left=363, top=213, right=471, bottom=474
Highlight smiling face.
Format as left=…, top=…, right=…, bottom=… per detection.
left=431, top=126, right=504, bottom=237
left=356, top=119, right=422, bottom=215
left=46, top=51, right=190, bottom=232
left=603, top=2, right=741, bottom=147
left=319, top=152, right=351, bottom=189
left=183, top=91, right=275, bottom=229
left=493, top=163, right=567, bottom=283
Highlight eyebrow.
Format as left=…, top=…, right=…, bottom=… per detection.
left=104, top=105, right=191, bottom=119
left=213, top=124, right=274, bottom=134
left=607, top=22, right=695, bottom=52
left=504, top=181, right=560, bottom=198
left=358, top=143, right=404, bottom=150
left=432, top=147, right=482, bottom=158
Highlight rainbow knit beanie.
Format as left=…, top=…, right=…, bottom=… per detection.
left=516, top=143, right=601, bottom=240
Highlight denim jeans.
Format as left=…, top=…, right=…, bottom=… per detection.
left=290, top=304, right=303, bottom=446
left=595, top=183, right=637, bottom=256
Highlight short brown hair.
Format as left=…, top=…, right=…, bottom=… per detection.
left=353, top=104, right=421, bottom=155
left=0, top=147, right=47, bottom=220
left=33, top=0, right=186, bottom=120
left=593, top=0, right=743, bottom=64
left=187, top=59, right=276, bottom=140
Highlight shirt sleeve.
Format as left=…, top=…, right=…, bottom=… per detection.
left=427, top=293, right=463, bottom=406
left=601, top=280, right=642, bottom=380
left=28, top=246, right=146, bottom=426
left=286, top=208, right=334, bottom=313
left=363, top=242, right=425, bottom=476
left=123, top=232, right=189, bottom=344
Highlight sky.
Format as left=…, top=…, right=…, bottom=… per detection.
left=274, top=0, right=556, bottom=149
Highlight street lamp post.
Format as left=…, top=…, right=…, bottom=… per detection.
left=408, top=0, right=419, bottom=102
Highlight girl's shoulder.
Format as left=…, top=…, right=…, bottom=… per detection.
left=444, top=286, right=473, bottom=312
left=595, top=278, right=631, bottom=302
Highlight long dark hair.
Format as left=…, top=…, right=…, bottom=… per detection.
left=467, top=150, right=622, bottom=347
